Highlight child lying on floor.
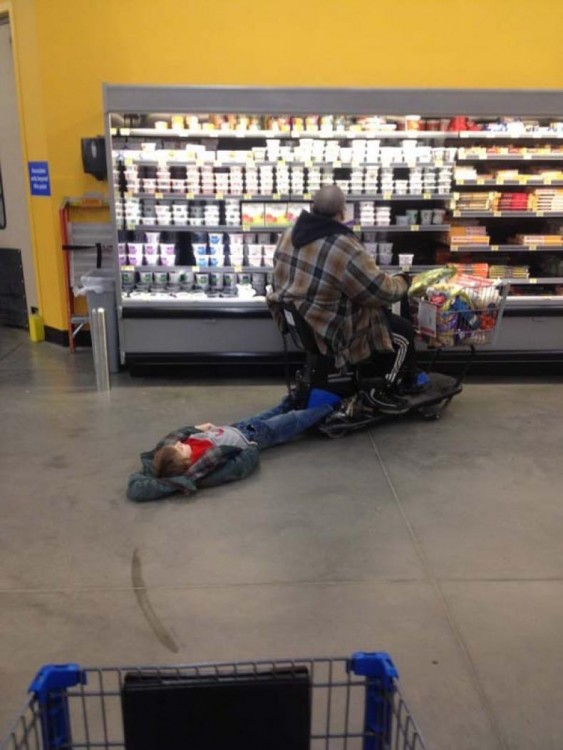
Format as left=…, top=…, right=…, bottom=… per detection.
left=127, top=393, right=339, bottom=502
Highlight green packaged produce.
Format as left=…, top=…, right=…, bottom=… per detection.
left=408, top=266, right=457, bottom=298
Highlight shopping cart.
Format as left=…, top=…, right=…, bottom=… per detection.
left=1, top=652, right=426, bottom=750
left=410, top=274, right=509, bottom=349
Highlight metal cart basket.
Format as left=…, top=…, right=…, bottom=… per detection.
left=410, top=274, right=509, bottom=348
left=1, top=652, right=426, bottom=750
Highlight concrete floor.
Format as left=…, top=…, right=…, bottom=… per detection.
left=1, top=326, right=563, bottom=750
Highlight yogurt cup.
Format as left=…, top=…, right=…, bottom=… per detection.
left=120, top=268, right=135, bottom=286
left=195, top=272, right=210, bottom=289
left=399, top=254, right=414, bottom=270
left=207, top=255, right=225, bottom=267
left=159, top=243, right=176, bottom=264
left=153, top=270, right=168, bottom=285
left=168, top=270, right=184, bottom=284
left=209, top=271, right=224, bottom=288
left=144, top=243, right=159, bottom=261
left=223, top=271, right=237, bottom=288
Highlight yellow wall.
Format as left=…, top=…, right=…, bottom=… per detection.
left=9, top=0, right=563, bottom=333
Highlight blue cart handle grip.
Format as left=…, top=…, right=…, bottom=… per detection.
left=29, top=664, right=86, bottom=703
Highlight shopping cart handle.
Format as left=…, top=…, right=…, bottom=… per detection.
left=348, top=652, right=398, bottom=689
left=29, top=663, right=86, bottom=702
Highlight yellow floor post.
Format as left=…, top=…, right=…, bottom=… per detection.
left=28, top=307, right=45, bottom=342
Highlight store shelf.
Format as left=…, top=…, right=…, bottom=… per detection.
left=122, top=293, right=268, bottom=307
left=120, top=157, right=455, bottom=169
left=505, top=278, right=563, bottom=284
left=354, top=224, right=449, bottom=232
left=129, top=224, right=246, bottom=232
left=459, top=131, right=563, bottom=140
left=455, top=180, right=563, bottom=187
left=450, top=244, right=563, bottom=252
left=506, top=295, right=563, bottom=306
left=452, top=211, right=563, bottom=218
left=113, top=127, right=454, bottom=140
left=129, top=192, right=453, bottom=203
left=348, top=193, right=452, bottom=201
left=126, top=222, right=450, bottom=233
left=457, top=154, right=563, bottom=162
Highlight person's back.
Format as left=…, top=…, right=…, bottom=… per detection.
left=267, top=185, right=407, bottom=369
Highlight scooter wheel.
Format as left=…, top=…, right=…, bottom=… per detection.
left=419, top=397, right=452, bottom=421
left=320, top=426, right=349, bottom=439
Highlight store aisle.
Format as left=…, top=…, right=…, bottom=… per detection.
left=1, top=328, right=563, bottom=750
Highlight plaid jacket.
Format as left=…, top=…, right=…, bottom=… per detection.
left=127, top=425, right=260, bottom=502
left=266, top=212, right=408, bottom=368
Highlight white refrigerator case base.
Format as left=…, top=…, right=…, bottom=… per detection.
left=122, top=316, right=285, bottom=354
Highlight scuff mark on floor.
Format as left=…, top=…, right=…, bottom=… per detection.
left=131, top=548, right=179, bottom=653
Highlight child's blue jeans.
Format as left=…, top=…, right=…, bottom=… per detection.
left=232, top=396, right=333, bottom=451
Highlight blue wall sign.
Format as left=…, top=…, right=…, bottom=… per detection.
left=28, top=161, right=51, bottom=196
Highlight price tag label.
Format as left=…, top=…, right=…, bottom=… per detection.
left=124, top=191, right=132, bottom=199
left=451, top=246, right=459, bottom=252
left=478, top=154, right=487, bottom=160
left=121, top=128, right=130, bottom=136
left=423, top=192, right=431, bottom=199
left=493, top=211, right=501, bottom=217
left=352, top=224, right=361, bottom=232
left=477, top=178, right=485, bottom=185
left=491, top=245, right=499, bottom=251
left=186, top=192, right=194, bottom=199
left=277, top=160, right=285, bottom=166
left=110, top=128, right=117, bottom=136
left=243, top=193, right=252, bottom=200
left=334, top=161, right=342, bottom=167
left=524, top=153, right=533, bottom=160
left=234, top=264, right=242, bottom=273
left=453, top=192, right=460, bottom=200
left=497, top=178, right=504, bottom=185
left=383, top=192, right=392, bottom=200
left=124, top=158, right=133, bottom=167
left=536, top=210, right=544, bottom=217
left=272, top=193, right=280, bottom=200
left=191, top=266, right=198, bottom=272
left=411, top=225, right=420, bottom=231
left=518, top=177, right=527, bottom=184
left=155, top=192, right=163, bottom=199
left=407, top=160, right=417, bottom=168
left=530, top=278, right=538, bottom=284
left=457, top=179, right=465, bottom=185
left=303, top=193, right=311, bottom=200
left=544, top=178, right=552, bottom=185
left=216, top=192, right=224, bottom=199
left=453, top=210, right=461, bottom=217
left=126, top=223, right=135, bottom=231
left=305, top=161, right=313, bottom=168
left=529, top=245, right=537, bottom=251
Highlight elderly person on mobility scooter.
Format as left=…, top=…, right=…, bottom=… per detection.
left=266, top=185, right=430, bottom=429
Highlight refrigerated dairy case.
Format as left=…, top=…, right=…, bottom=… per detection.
left=103, top=85, right=563, bottom=369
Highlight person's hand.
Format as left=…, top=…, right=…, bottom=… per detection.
left=394, top=272, right=412, bottom=290
left=195, top=422, right=216, bottom=431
